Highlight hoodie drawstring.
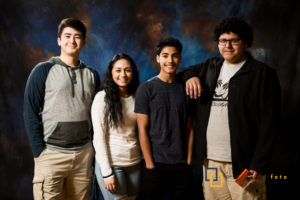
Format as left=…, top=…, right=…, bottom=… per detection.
left=67, top=68, right=75, bottom=98
left=79, top=68, right=85, bottom=102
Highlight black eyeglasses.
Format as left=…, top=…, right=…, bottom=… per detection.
left=218, top=38, right=241, bottom=46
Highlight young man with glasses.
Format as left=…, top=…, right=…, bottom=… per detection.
left=24, top=18, right=100, bottom=199
left=180, top=17, right=281, bottom=199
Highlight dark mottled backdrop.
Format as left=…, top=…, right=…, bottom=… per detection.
left=0, top=0, right=299, bottom=199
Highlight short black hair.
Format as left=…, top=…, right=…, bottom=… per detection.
left=156, top=37, right=183, bottom=55
left=58, top=18, right=87, bottom=40
left=214, top=17, right=253, bottom=47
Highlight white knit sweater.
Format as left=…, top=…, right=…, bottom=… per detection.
left=91, top=91, right=140, bottom=179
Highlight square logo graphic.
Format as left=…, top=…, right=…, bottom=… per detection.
left=205, top=168, right=223, bottom=188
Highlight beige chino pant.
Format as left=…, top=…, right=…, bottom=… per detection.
left=202, top=159, right=266, bottom=200
left=33, top=146, right=94, bottom=200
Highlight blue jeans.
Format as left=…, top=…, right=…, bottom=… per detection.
left=95, top=162, right=141, bottom=200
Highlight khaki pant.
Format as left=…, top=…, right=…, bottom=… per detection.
left=202, top=159, right=266, bottom=200
left=33, top=146, right=94, bottom=200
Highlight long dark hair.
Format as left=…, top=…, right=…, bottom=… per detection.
left=102, top=53, right=140, bottom=128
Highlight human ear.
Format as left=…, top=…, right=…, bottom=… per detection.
left=156, top=55, right=160, bottom=63
left=57, top=37, right=61, bottom=46
left=243, top=41, right=248, bottom=49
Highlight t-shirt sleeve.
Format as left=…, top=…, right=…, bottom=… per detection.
left=134, top=83, right=150, bottom=115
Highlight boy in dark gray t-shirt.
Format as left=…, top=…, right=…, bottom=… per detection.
left=135, top=37, right=194, bottom=200
left=135, top=76, right=189, bottom=163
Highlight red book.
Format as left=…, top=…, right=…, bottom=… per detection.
left=235, top=168, right=250, bottom=187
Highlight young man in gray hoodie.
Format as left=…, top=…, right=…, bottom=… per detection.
left=24, top=18, right=100, bottom=199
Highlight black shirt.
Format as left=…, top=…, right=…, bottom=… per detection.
left=134, top=76, right=190, bottom=164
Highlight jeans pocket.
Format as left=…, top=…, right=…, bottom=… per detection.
left=33, top=177, right=44, bottom=200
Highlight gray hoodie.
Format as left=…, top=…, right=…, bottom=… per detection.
left=24, top=56, right=100, bottom=157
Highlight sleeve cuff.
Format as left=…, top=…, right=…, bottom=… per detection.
left=103, top=172, right=114, bottom=180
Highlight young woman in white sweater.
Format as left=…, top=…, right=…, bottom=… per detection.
left=91, top=54, right=140, bottom=200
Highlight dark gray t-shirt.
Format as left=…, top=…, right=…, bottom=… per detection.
left=134, top=76, right=190, bottom=164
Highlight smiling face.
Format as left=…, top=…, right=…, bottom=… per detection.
left=218, top=32, right=247, bottom=64
left=57, top=27, right=85, bottom=58
left=112, top=59, right=133, bottom=90
left=156, top=46, right=181, bottom=76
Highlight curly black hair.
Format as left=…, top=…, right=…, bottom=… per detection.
left=156, top=37, right=183, bottom=55
left=102, top=53, right=140, bottom=128
left=214, top=17, right=253, bottom=47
